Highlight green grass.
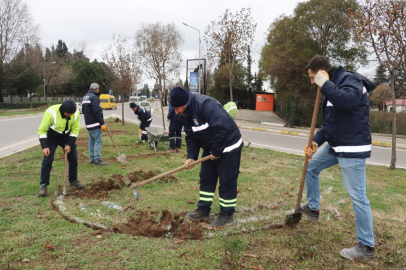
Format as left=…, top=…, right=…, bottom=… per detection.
left=0, top=109, right=46, bottom=117
left=1, top=117, right=406, bottom=269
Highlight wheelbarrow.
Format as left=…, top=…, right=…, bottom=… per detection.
left=145, top=126, right=170, bottom=152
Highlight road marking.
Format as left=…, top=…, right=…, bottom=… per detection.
left=0, top=137, right=38, bottom=152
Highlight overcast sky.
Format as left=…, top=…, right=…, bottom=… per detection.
left=28, top=0, right=375, bottom=90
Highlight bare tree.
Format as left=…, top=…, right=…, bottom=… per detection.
left=353, top=0, right=406, bottom=169
left=0, top=0, right=38, bottom=102
left=369, top=83, right=391, bottom=109
left=102, top=34, right=141, bottom=125
left=134, top=22, right=184, bottom=129
left=204, top=8, right=257, bottom=101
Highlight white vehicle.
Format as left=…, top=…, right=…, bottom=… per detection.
left=139, top=101, right=151, bottom=113
left=75, top=102, right=82, bottom=114
left=129, top=96, right=141, bottom=103
left=140, top=95, right=147, bottom=101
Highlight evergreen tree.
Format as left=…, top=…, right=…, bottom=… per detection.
left=245, top=46, right=254, bottom=91
left=373, top=65, right=389, bottom=86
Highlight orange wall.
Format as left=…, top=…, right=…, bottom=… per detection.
left=256, top=93, right=274, bottom=111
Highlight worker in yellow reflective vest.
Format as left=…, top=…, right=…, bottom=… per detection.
left=37, top=99, right=84, bottom=197
left=223, top=101, right=244, bottom=120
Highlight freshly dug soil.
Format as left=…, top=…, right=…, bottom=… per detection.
left=111, top=210, right=205, bottom=240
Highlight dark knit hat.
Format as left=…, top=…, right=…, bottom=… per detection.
left=170, top=87, right=189, bottom=107
left=129, top=102, right=137, bottom=108
left=61, top=99, right=77, bottom=114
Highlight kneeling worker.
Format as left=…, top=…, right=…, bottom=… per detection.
left=37, top=99, right=84, bottom=197
left=130, top=102, right=152, bottom=141
left=170, top=87, right=243, bottom=227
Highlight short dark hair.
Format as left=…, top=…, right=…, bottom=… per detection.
left=305, top=55, right=332, bottom=72
left=235, top=100, right=244, bottom=109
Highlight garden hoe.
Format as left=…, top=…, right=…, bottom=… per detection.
left=62, top=150, right=68, bottom=196
left=285, top=87, right=322, bottom=227
left=105, top=124, right=128, bottom=164
left=240, top=132, right=251, bottom=147
left=132, top=155, right=212, bottom=200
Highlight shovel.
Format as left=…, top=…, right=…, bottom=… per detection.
left=240, top=132, right=251, bottom=147
left=285, top=87, right=322, bottom=226
left=132, top=155, right=212, bottom=200
left=62, top=150, right=68, bottom=195
left=105, top=124, right=128, bottom=164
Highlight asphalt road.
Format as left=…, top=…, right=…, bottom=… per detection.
left=1, top=101, right=405, bottom=169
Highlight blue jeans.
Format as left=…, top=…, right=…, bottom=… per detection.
left=40, top=138, right=78, bottom=186
left=168, top=121, right=182, bottom=149
left=88, top=128, right=103, bottom=162
left=306, top=143, right=374, bottom=247
left=140, top=120, right=151, bottom=141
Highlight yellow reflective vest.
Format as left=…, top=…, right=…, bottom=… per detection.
left=37, top=104, right=80, bottom=149
left=223, top=102, right=238, bottom=119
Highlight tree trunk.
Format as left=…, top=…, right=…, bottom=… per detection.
left=159, top=77, right=166, bottom=130
left=390, top=73, right=396, bottom=169
left=122, top=87, right=125, bottom=126
left=0, top=64, right=4, bottom=102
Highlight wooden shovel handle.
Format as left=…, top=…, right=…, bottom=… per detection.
left=295, top=87, right=322, bottom=211
left=105, top=124, right=121, bottom=156
left=134, top=155, right=212, bottom=188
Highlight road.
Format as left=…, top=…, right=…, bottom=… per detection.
left=1, top=101, right=405, bottom=169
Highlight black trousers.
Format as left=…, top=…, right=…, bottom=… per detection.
left=197, top=143, right=242, bottom=215
left=40, top=137, right=78, bottom=186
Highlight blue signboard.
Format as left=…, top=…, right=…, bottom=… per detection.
left=109, top=89, right=112, bottom=95
left=190, top=72, right=198, bottom=93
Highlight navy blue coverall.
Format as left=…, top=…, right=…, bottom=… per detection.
left=133, top=104, right=152, bottom=141
left=181, top=94, right=243, bottom=215
left=167, top=104, right=183, bottom=150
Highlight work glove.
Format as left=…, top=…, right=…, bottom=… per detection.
left=314, top=70, right=330, bottom=88
left=304, top=142, right=318, bottom=161
left=101, top=125, right=107, bottom=131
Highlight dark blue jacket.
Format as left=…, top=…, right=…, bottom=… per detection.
left=313, top=66, right=373, bottom=158
left=133, top=104, right=151, bottom=122
left=82, top=90, right=105, bottom=130
left=181, top=93, right=242, bottom=160
left=167, top=104, right=182, bottom=122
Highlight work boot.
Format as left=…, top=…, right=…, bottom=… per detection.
left=166, top=148, right=177, bottom=154
left=38, top=185, right=48, bottom=197
left=70, top=181, right=85, bottom=189
left=94, top=159, right=108, bottom=166
left=211, top=213, right=234, bottom=227
left=186, top=209, right=209, bottom=220
left=176, top=147, right=181, bottom=153
left=297, top=203, right=319, bottom=222
left=340, top=242, right=375, bottom=260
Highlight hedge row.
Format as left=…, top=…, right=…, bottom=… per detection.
left=275, top=100, right=406, bottom=135
left=0, top=101, right=61, bottom=110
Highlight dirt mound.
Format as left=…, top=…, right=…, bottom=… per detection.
left=71, top=178, right=121, bottom=200
left=111, top=210, right=204, bottom=239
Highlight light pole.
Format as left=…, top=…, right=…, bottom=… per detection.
left=182, top=22, right=201, bottom=94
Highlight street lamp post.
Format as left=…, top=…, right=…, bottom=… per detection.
left=182, top=22, right=201, bottom=94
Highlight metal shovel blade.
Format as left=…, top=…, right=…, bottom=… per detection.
left=131, top=183, right=143, bottom=200
left=285, top=212, right=302, bottom=227
left=116, top=154, right=128, bottom=164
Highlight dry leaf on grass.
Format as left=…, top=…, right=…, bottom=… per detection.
left=35, top=213, right=41, bottom=219
left=198, top=255, right=204, bottom=258
left=175, top=240, right=184, bottom=245
left=243, top=254, right=258, bottom=258
left=186, top=200, right=194, bottom=204
left=96, top=235, right=103, bottom=239
left=91, top=230, right=102, bottom=235
left=45, top=241, right=55, bottom=250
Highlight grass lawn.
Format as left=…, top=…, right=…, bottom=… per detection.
left=1, top=117, right=405, bottom=269
left=0, top=109, right=46, bottom=118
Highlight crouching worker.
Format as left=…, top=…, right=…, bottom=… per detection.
left=130, top=102, right=152, bottom=142
left=37, top=99, right=84, bottom=197
left=223, top=100, right=244, bottom=120
left=170, top=87, right=243, bottom=227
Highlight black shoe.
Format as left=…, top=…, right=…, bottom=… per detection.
left=70, top=181, right=85, bottom=189
left=94, top=160, right=108, bottom=166
left=211, top=213, right=234, bottom=227
left=89, top=160, right=94, bottom=164
left=186, top=209, right=209, bottom=220
left=297, top=203, right=319, bottom=222
left=38, top=186, right=48, bottom=197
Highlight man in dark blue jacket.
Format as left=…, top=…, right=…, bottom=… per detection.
left=82, top=83, right=108, bottom=166
left=170, top=87, right=243, bottom=227
left=130, top=102, right=152, bottom=141
left=302, top=55, right=375, bottom=260
left=166, top=102, right=183, bottom=153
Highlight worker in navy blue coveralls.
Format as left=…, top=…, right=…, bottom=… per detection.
left=166, top=103, right=183, bottom=153
left=129, top=102, right=152, bottom=141
left=169, top=87, right=243, bottom=227
left=302, top=55, right=375, bottom=261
